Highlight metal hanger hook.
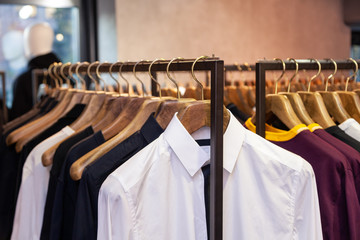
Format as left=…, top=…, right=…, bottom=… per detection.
left=87, top=61, right=100, bottom=91
left=167, top=57, right=184, bottom=99
left=96, top=61, right=109, bottom=92
left=47, top=63, right=59, bottom=88
left=119, top=61, right=130, bottom=96
left=60, top=62, right=72, bottom=88
left=286, top=58, right=298, bottom=92
left=307, top=58, right=321, bottom=92
left=149, top=58, right=165, bottom=98
left=133, top=60, right=149, bottom=97
left=75, top=61, right=89, bottom=90
left=53, top=62, right=64, bottom=87
left=345, top=58, right=358, bottom=92
left=191, top=55, right=209, bottom=100
left=273, top=58, right=285, bottom=94
left=109, top=61, right=122, bottom=94
left=324, top=58, right=337, bottom=92
left=68, top=63, right=80, bottom=90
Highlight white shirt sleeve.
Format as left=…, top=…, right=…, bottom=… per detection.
left=293, top=161, right=323, bottom=240
left=11, top=126, right=74, bottom=240
left=97, top=175, right=134, bottom=240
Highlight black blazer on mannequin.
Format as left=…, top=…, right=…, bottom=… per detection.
left=10, top=52, right=60, bottom=120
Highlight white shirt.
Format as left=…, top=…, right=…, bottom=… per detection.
left=97, top=112, right=323, bottom=240
left=338, top=118, right=360, bottom=141
left=11, top=126, right=75, bottom=240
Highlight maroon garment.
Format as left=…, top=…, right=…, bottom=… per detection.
left=265, top=129, right=360, bottom=240
left=312, top=128, right=360, bottom=204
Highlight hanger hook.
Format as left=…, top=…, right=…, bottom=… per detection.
left=76, top=61, right=89, bottom=90
left=324, top=58, right=337, bottom=92
left=307, top=58, right=321, bottom=92
left=166, top=57, right=183, bottom=99
left=286, top=58, right=298, bottom=92
left=149, top=58, right=165, bottom=98
left=273, top=58, right=285, bottom=94
left=133, top=60, right=149, bottom=97
left=345, top=58, right=358, bottom=92
left=233, top=62, right=244, bottom=84
left=109, top=62, right=122, bottom=94
left=244, top=62, right=252, bottom=71
left=53, top=62, right=64, bottom=87
left=68, top=63, right=80, bottom=89
left=96, top=61, right=109, bottom=92
left=47, top=63, right=59, bottom=88
left=119, top=61, right=130, bottom=96
left=60, top=62, right=72, bottom=88
left=87, top=61, right=100, bottom=91
left=191, top=55, right=209, bottom=100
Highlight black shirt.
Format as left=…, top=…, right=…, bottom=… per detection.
left=50, top=131, right=106, bottom=240
left=226, top=103, right=250, bottom=124
left=0, top=99, right=57, bottom=240
left=72, top=114, right=164, bottom=240
left=325, top=125, right=360, bottom=153
left=40, top=126, right=94, bottom=240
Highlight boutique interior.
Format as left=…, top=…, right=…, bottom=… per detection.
left=1, top=0, right=360, bottom=240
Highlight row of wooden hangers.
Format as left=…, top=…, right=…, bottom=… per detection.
left=251, top=58, right=360, bottom=130
left=4, top=56, right=230, bottom=181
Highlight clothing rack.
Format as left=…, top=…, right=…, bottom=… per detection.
left=55, top=58, right=225, bottom=240
left=256, top=59, right=360, bottom=138
left=0, top=71, right=8, bottom=123
left=32, top=69, right=46, bottom=105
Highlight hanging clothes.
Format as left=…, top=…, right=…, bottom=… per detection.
left=245, top=119, right=360, bottom=240
left=97, top=112, right=322, bottom=239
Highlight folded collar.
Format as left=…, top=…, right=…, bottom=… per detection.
left=163, top=110, right=243, bottom=177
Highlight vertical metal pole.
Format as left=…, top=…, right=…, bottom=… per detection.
left=210, top=60, right=224, bottom=240
left=255, top=63, right=266, bottom=138
left=0, top=72, right=7, bottom=123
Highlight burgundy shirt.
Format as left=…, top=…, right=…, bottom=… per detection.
left=245, top=120, right=360, bottom=240
left=311, top=126, right=360, bottom=205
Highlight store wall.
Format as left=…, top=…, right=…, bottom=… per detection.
left=115, top=0, right=350, bottom=63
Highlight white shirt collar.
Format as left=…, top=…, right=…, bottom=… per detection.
left=163, top=110, right=244, bottom=177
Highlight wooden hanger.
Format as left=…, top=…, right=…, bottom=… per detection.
left=6, top=63, right=75, bottom=149
left=155, top=57, right=196, bottom=129
left=70, top=59, right=167, bottom=180
left=226, top=63, right=253, bottom=115
left=337, top=58, right=360, bottom=122
left=13, top=61, right=96, bottom=152
left=177, top=56, right=230, bottom=133
left=252, top=58, right=303, bottom=129
left=297, top=59, right=335, bottom=128
left=317, top=59, right=350, bottom=124
left=41, top=61, right=130, bottom=166
left=279, top=58, right=314, bottom=125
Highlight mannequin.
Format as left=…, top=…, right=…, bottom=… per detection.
left=10, top=22, right=60, bottom=120
left=1, top=30, right=27, bottom=71
left=24, top=22, right=54, bottom=59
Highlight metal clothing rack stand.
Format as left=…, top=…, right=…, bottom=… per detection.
left=0, top=71, right=8, bottom=123
left=255, top=59, right=360, bottom=138
left=58, top=58, right=225, bottom=240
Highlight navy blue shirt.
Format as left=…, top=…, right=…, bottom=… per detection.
left=50, top=131, right=105, bottom=240
left=72, top=115, right=163, bottom=240
left=40, top=126, right=94, bottom=240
